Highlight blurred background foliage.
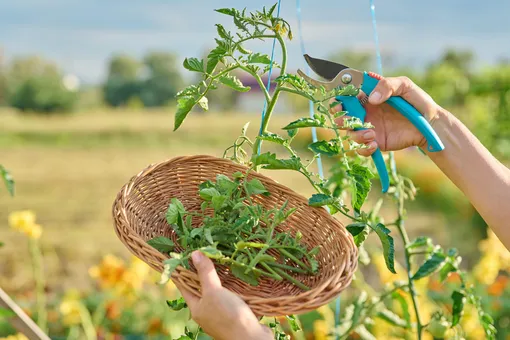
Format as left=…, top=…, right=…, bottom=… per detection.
left=1, top=45, right=509, bottom=339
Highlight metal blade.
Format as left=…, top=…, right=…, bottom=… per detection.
left=303, top=54, right=350, bottom=81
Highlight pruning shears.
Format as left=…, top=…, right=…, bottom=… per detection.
left=298, top=54, right=445, bottom=193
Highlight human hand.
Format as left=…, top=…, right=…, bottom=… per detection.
left=173, top=250, right=273, bottom=340
left=330, top=76, right=447, bottom=157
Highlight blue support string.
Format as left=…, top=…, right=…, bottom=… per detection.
left=257, top=0, right=282, bottom=155
left=295, top=0, right=324, bottom=179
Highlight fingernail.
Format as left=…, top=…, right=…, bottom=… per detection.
left=369, top=91, right=381, bottom=103
left=368, top=142, right=377, bottom=150
left=363, top=130, right=375, bottom=140
left=192, top=251, right=202, bottom=264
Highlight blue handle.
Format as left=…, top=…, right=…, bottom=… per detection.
left=336, top=95, right=390, bottom=193
left=360, top=72, right=445, bottom=152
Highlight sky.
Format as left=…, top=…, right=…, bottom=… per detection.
left=1, top=0, right=509, bottom=84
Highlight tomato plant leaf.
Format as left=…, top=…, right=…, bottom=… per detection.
left=206, top=45, right=227, bottom=74
left=251, top=152, right=301, bottom=171
left=166, top=297, right=187, bottom=311
left=247, top=52, right=271, bottom=65
left=199, top=188, right=221, bottom=201
left=231, top=263, right=259, bottom=286
left=411, top=251, right=447, bottom=280
left=282, top=117, right=325, bottom=130
left=215, top=24, right=229, bottom=39
left=347, top=163, right=374, bottom=213
left=439, top=262, right=457, bottom=282
left=346, top=223, right=370, bottom=247
left=258, top=132, right=287, bottom=145
left=370, top=223, right=395, bottom=273
left=199, top=246, right=224, bottom=260
left=392, top=290, right=411, bottom=327
left=147, top=237, right=175, bottom=253
left=245, top=178, right=268, bottom=196
left=308, top=140, right=340, bottom=157
left=219, top=75, right=251, bottom=92
left=166, top=198, right=186, bottom=226
left=183, top=57, right=204, bottom=73
left=287, top=128, right=298, bottom=138
left=160, top=257, right=182, bottom=284
left=407, top=236, right=433, bottom=251
left=285, top=315, right=301, bottom=332
left=0, top=165, right=14, bottom=197
left=216, top=174, right=238, bottom=195
left=214, top=8, right=236, bottom=16
left=451, top=290, right=466, bottom=326
left=211, top=195, right=227, bottom=211
left=308, top=193, right=336, bottom=207
left=376, top=309, right=409, bottom=329
left=174, top=96, right=196, bottom=131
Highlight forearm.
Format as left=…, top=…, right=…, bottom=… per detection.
left=425, top=108, right=510, bottom=248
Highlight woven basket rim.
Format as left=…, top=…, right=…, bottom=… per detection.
left=112, top=154, right=358, bottom=315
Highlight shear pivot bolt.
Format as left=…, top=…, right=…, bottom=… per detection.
left=341, top=73, right=352, bottom=84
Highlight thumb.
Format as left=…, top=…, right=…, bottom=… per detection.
left=191, top=250, right=222, bottom=293
left=368, top=76, right=415, bottom=105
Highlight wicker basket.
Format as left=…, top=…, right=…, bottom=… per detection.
left=112, top=155, right=358, bottom=316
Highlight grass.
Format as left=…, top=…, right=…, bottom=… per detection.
left=0, top=107, right=474, bottom=295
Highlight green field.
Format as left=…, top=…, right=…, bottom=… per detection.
left=0, top=108, right=473, bottom=294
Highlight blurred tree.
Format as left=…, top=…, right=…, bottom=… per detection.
left=6, top=56, right=77, bottom=113
left=103, top=54, right=142, bottom=107
left=139, top=51, right=183, bottom=107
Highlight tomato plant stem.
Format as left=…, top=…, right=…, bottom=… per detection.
left=392, top=152, right=423, bottom=339
left=29, top=238, right=47, bottom=333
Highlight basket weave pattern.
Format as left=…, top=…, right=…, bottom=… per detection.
left=112, top=155, right=358, bottom=316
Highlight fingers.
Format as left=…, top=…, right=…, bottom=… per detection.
left=191, top=250, right=222, bottom=293
left=367, top=75, right=436, bottom=116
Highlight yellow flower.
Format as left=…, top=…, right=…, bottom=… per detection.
left=89, top=254, right=126, bottom=290
left=473, top=230, right=510, bottom=285
left=59, top=290, right=82, bottom=326
left=459, top=304, right=485, bottom=339
left=372, top=253, right=407, bottom=285
left=8, top=210, right=42, bottom=239
left=313, top=320, right=331, bottom=340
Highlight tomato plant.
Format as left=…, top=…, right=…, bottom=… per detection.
left=151, top=4, right=497, bottom=340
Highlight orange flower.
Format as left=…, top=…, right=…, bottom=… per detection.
left=147, top=318, right=163, bottom=335
left=487, top=275, right=508, bottom=296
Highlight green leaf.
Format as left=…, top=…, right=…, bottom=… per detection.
left=160, top=257, right=182, bottom=284
left=190, top=228, right=203, bottom=239
left=0, top=308, right=15, bottom=318
left=247, top=53, right=271, bottom=64
left=0, top=166, right=14, bottom=197
left=245, top=178, right=268, bottom=196
left=206, top=45, right=227, bottom=74
left=251, top=152, right=301, bottom=171
left=282, top=117, right=325, bottom=130
left=451, top=291, right=466, bottom=326
left=376, top=309, right=409, bottom=329
left=166, top=198, right=186, bottom=225
left=147, top=237, right=175, bottom=253
left=215, top=24, right=229, bottom=39
left=166, top=297, right=187, bottom=311
left=183, top=57, right=204, bottom=73
left=199, top=188, right=221, bottom=201
left=285, top=315, right=301, bottom=332
left=308, top=140, right=340, bottom=157
left=287, top=129, right=298, bottom=138
left=411, top=251, right=447, bottom=280
left=439, top=262, right=457, bottom=282
left=214, top=8, right=236, bottom=16
left=308, top=193, right=336, bottom=207
left=258, top=132, right=287, bottom=145
left=219, top=75, right=251, bottom=92
left=370, top=223, right=395, bottom=273
left=174, top=96, right=196, bottom=131
left=237, top=44, right=252, bottom=54
left=231, top=263, right=259, bottom=286
left=346, top=223, right=370, bottom=247
left=199, top=246, right=223, bottom=260
left=204, top=228, right=214, bottom=244
left=347, top=164, right=374, bottom=213
left=0, top=241, right=4, bottom=248
left=215, top=174, right=238, bottom=195
left=211, top=195, right=227, bottom=211
left=407, top=236, right=433, bottom=250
